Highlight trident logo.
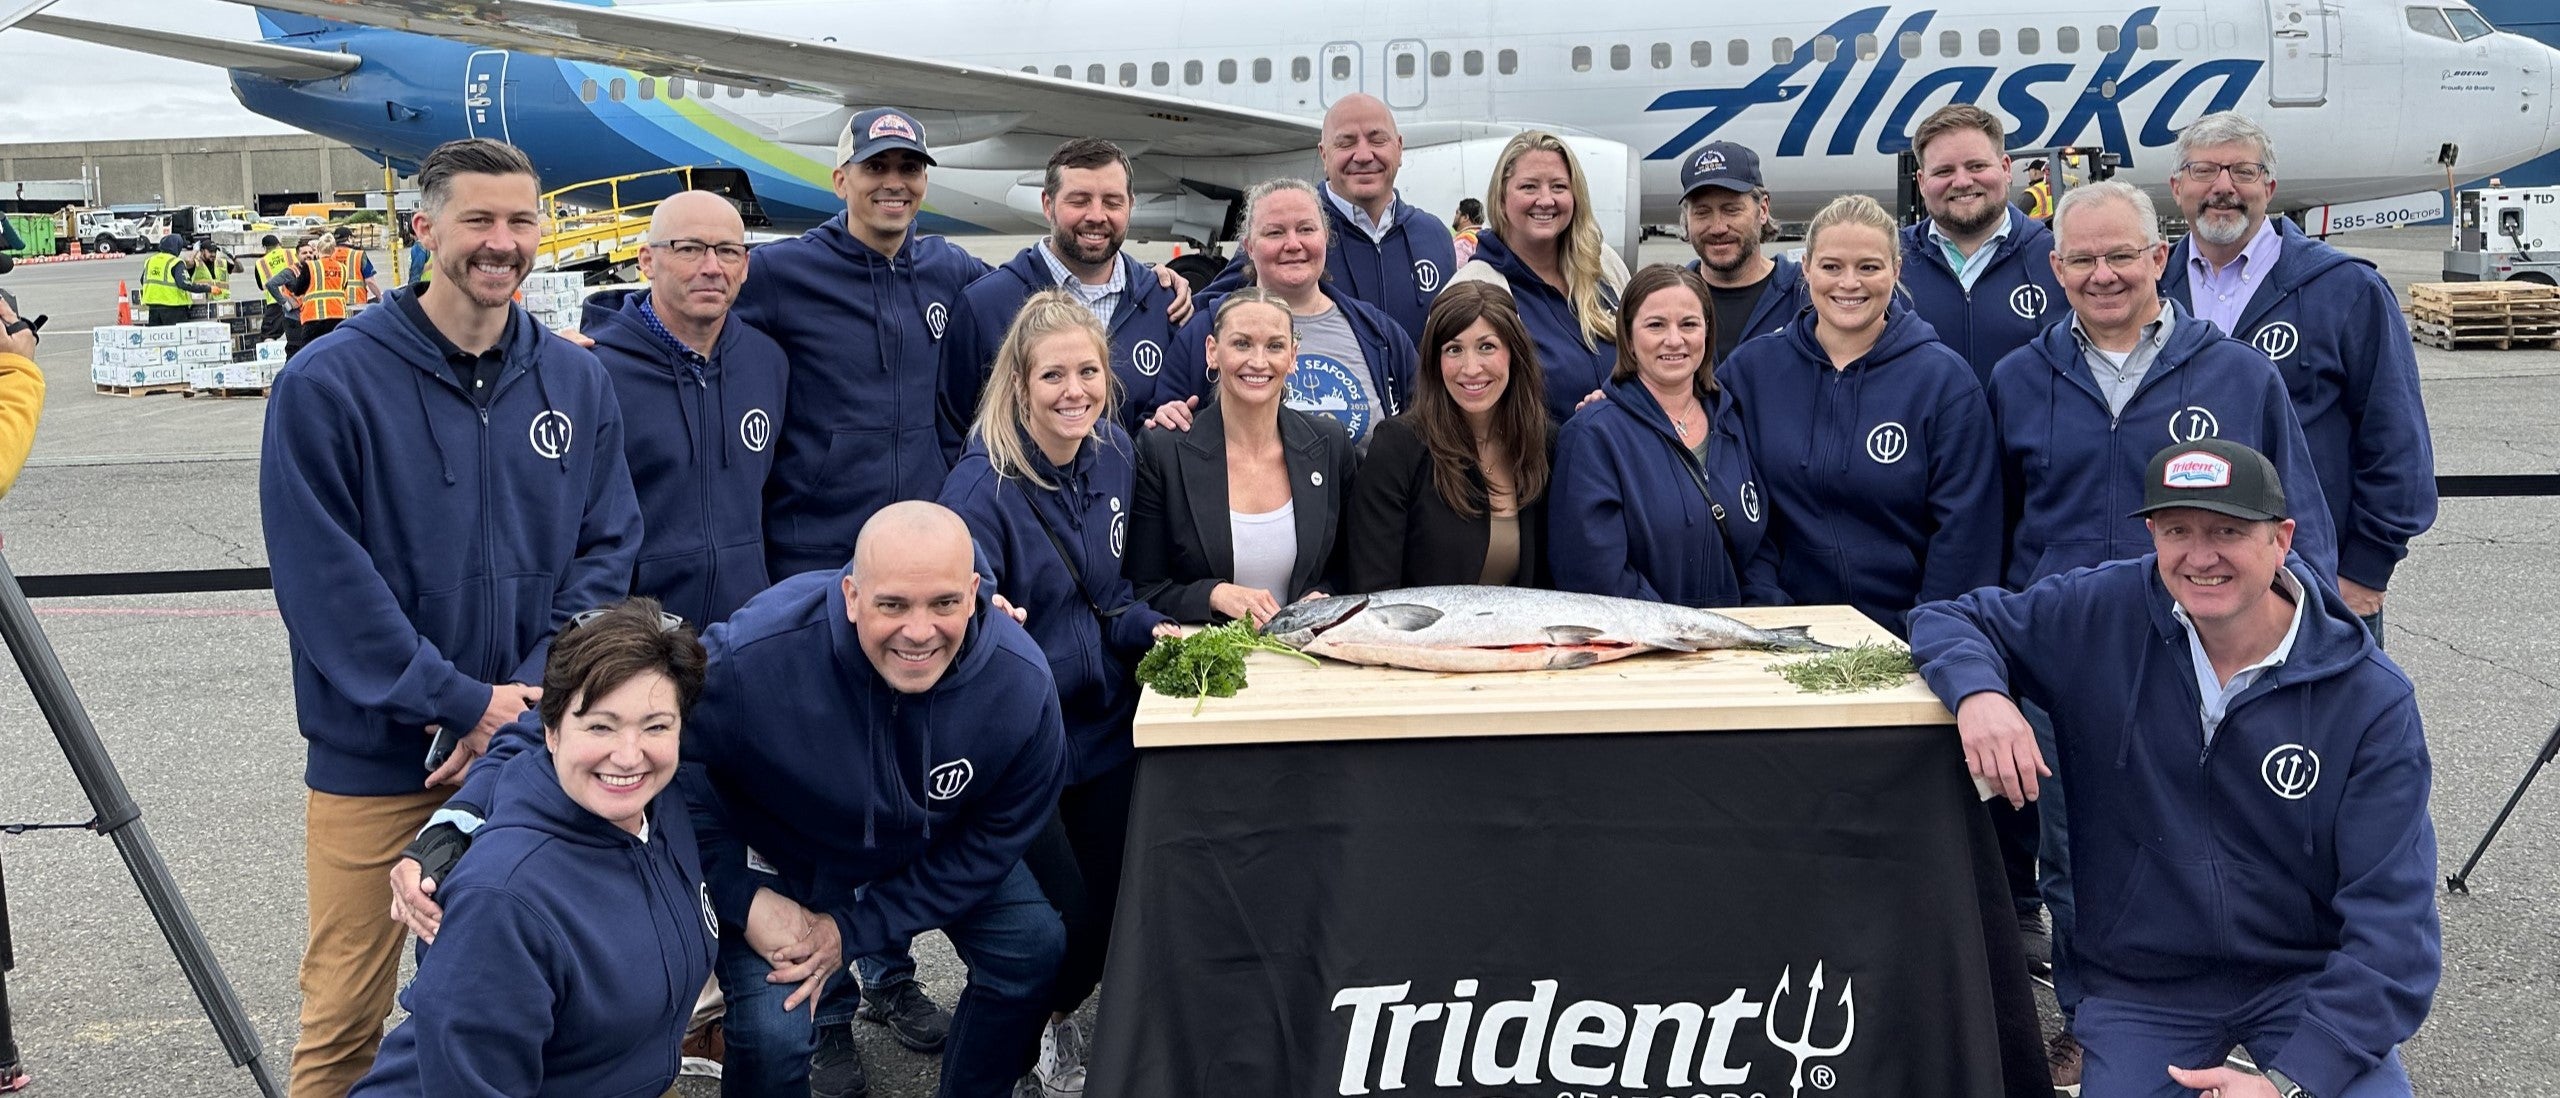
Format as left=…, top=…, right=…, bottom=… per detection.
left=1763, top=962, right=1855, bottom=1097
left=2261, top=744, right=2320, bottom=800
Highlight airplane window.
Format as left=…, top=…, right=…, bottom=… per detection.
left=1222, top=58, right=1239, bottom=83
left=2213, top=21, right=2239, bottom=47
left=2058, top=26, right=2081, bottom=52
left=2177, top=22, right=2203, bottom=49
left=1772, top=37, right=1795, bottom=64
left=1979, top=29, right=2000, bottom=55
left=728, top=84, right=745, bottom=98
left=1332, top=54, right=1353, bottom=80
left=1022, top=66, right=1036, bottom=74
left=1055, top=65, right=1072, bottom=79
left=1856, top=33, right=1878, bottom=60
left=1813, top=36, right=1836, bottom=63
left=2137, top=24, right=2159, bottom=48
left=1119, top=62, right=1137, bottom=86
left=1652, top=42, right=1672, bottom=69
left=1152, top=61, right=1170, bottom=86
left=1572, top=46, right=1592, bottom=72
left=580, top=78, right=598, bottom=103
left=1610, top=44, right=1631, bottom=70
left=1899, top=30, right=1922, bottom=59
left=638, top=78, right=655, bottom=101
left=2446, top=7, right=2494, bottom=39
left=1466, top=50, right=1485, bottom=75
left=756, top=89, right=773, bottom=97
left=1255, top=57, right=1273, bottom=82
left=1730, top=39, right=1749, bottom=65
left=1939, top=30, right=1961, bottom=57
left=1433, top=51, right=1452, bottom=77
left=1184, top=60, right=1202, bottom=84
left=1089, top=63, right=1106, bottom=83
left=2018, top=27, right=2039, bottom=54
left=2098, top=25, right=2120, bottom=51
left=1397, top=53, right=1416, bottom=78
left=1692, top=40, right=1712, bottom=67
left=609, top=78, right=625, bottom=101
left=666, top=79, right=684, bottom=100
left=1498, top=49, right=1518, bottom=74
left=1294, top=56, right=1312, bottom=81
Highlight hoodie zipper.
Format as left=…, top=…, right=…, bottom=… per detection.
left=693, top=374, right=719, bottom=613
left=477, top=404, right=499, bottom=674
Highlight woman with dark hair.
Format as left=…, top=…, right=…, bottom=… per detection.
left=1451, top=197, right=1484, bottom=265
left=1550, top=264, right=1768, bottom=608
left=352, top=598, right=713, bottom=1098
left=1344, top=280, right=1552, bottom=590
left=1130, top=287, right=1358, bottom=626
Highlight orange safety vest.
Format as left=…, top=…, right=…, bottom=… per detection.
left=299, top=252, right=351, bottom=323
left=338, top=246, right=372, bottom=305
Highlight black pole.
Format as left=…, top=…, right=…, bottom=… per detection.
left=1, top=851, right=21, bottom=1090
left=2445, top=716, right=2560, bottom=894
left=0, top=552, right=282, bottom=1096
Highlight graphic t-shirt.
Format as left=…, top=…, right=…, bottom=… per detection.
left=1288, top=304, right=1380, bottom=445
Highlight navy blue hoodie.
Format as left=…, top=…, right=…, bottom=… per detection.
left=1157, top=289, right=1416, bottom=444
left=941, top=246, right=1180, bottom=434
left=583, top=288, right=788, bottom=626
left=1551, top=377, right=1767, bottom=608
left=353, top=745, right=716, bottom=1097
left=1688, top=253, right=1813, bottom=350
left=1718, top=305, right=2002, bottom=635
left=2161, top=218, right=2438, bottom=591
left=1204, top=183, right=1457, bottom=341
left=1987, top=300, right=2337, bottom=590
left=940, top=425, right=1171, bottom=784
left=1911, top=556, right=2438, bottom=1098
left=260, top=289, right=643, bottom=797
left=730, top=216, right=990, bottom=579
left=1899, top=207, right=2067, bottom=384
left=1463, top=229, right=1619, bottom=423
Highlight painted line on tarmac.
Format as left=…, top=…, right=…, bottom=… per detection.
left=32, top=606, right=277, bottom=618
left=26, top=450, right=259, bottom=468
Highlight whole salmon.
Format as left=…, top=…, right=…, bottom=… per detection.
left=1262, top=586, right=1838, bottom=672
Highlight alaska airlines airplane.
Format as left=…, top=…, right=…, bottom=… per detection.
left=13, top=0, right=2560, bottom=251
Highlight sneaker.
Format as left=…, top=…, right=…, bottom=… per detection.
left=2047, top=1030, right=2082, bottom=1097
left=2019, top=910, right=2054, bottom=978
left=1034, top=1015, right=1088, bottom=1097
left=811, top=1023, right=870, bottom=1098
left=859, top=978, right=952, bottom=1052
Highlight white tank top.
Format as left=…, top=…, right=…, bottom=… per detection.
left=1228, top=501, right=1298, bottom=602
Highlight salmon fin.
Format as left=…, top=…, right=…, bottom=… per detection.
left=1366, top=603, right=1445, bottom=631
left=1547, top=650, right=1602, bottom=670
left=1754, top=625, right=1838, bottom=652
left=1646, top=634, right=1704, bottom=652
left=1545, top=625, right=1605, bottom=645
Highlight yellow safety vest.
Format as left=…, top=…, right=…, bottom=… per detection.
left=2025, top=181, right=2054, bottom=220
left=140, top=252, right=194, bottom=307
left=338, top=246, right=372, bottom=305
left=256, top=248, right=293, bottom=305
left=298, top=252, right=351, bottom=323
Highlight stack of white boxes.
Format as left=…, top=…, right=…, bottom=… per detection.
left=91, top=322, right=235, bottom=390
left=518, top=272, right=587, bottom=332
left=187, top=340, right=285, bottom=392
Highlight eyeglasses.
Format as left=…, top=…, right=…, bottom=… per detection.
left=2055, top=250, right=2155, bottom=275
left=650, top=239, right=750, bottom=265
left=2175, top=161, right=2271, bottom=185
left=571, top=607, right=688, bottom=633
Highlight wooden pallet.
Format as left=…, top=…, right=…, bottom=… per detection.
left=2411, top=321, right=2560, bottom=351
left=92, top=382, right=188, bottom=397
left=2410, top=280, right=2560, bottom=306
left=182, top=386, right=269, bottom=400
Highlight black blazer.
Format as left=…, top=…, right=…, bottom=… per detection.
left=1343, top=416, right=1549, bottom=593
left=1128, top=402, right=1359, bottom=623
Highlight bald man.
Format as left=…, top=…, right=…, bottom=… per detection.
left=412, top=501, right=1067, bottom=1098
left=579, top=190, right=790, bottom=626
left=1205, top=93, right=1457, bottom=339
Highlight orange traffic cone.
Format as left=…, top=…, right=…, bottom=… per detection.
left=116, top=281, right=132, bottom=326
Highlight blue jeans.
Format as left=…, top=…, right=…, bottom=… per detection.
left=856, top=944, right=919, bottom=995
left=717, top=862, right=1064, bottom=1098
left=2077, top=977, right=2411, bottom=1098
left=2360, top=608, right=2385, bottom=649
left=2025, top=698, right=2078, bottom=1017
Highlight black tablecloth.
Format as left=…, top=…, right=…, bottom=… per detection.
left=1088, top=725, right=2048, bottom=1098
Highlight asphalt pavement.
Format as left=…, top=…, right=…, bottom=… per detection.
left=0, top=232, right=2555, bottom=1095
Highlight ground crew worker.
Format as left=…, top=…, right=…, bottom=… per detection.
left=1901, top=105, right=2066, bottom=386
left=1677, top=140, right=1808, bottom=360
left=1912, top=437, right=2438, bottom=1098
left=189, top=240, right=234, bottom=298
left=2159, top=112, right=2437, bottom=642
left=267, top=234, right=354, bottom=357
left=2021, top=159, right=2055, bottom=220
left=334, top=225, right=381, bottom=305
left=140, top=233, right=211, bottom=325
left=255, top=234, right=296, bottom=343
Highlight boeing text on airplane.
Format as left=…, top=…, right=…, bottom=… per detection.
left=1645, top=6, right=2258, bottom=165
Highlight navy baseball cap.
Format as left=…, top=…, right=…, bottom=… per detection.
left=2130, top=439, right=2288, bottom=522
left=838, top=107, right=937, bottom=167
left=1680, top=141, right=1764, bottom=198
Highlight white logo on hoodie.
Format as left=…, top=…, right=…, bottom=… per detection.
left=2252, top=322, right=2300, bottom=361
left=529, top=410, right=574, bottom=459
left=928, top=759, right=974, bottom=801
left=741, top=408, right=772, bottom=452
left=2262, top=744, right=2320, bottom=800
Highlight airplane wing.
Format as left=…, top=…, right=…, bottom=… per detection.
left=20, top=12, right=360, bottom=80
left=229, top=0, right=1322, bottom=158
left=0, top=0, right=59, bottom=34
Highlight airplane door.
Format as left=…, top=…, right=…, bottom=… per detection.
left=465, top=49, right=511, bottom=140
left=1321, top=41, right=1362, bottom=105
left=2265, top=0, right=2332, bottom=107
left=1385, top=39, right=1428, bottom=110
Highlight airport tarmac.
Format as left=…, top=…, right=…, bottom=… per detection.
left=0, top=230, right=2555, bottom=1096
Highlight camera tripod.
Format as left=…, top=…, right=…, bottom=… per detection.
left=2446, top=714, right=2560, bottom=894
left=0, top=550, right=280, bottom=1096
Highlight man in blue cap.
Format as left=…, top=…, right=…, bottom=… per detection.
left=1677, top=140, right=1806, bottom=362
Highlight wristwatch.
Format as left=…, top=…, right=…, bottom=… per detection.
left=2261, top=1067, right=2311, bottom=1098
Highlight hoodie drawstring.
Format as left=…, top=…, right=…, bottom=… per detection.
left=410, top=369, right=456, bottom=486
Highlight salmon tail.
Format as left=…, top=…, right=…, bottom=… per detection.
left=1756, top=626, right=1839, bottom=652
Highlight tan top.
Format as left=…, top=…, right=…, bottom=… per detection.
left=1478, top=512, right=1521, bottom=586
left=1138, top=605, right=1946, bottom=747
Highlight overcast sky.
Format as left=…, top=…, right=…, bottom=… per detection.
left=0, top=1, right=317, bottom=144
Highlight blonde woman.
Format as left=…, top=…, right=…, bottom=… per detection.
left=1448, top=130, right=1633, bottom=422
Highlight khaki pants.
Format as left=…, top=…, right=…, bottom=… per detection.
left=289, top=787, right=447, bottom=1098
